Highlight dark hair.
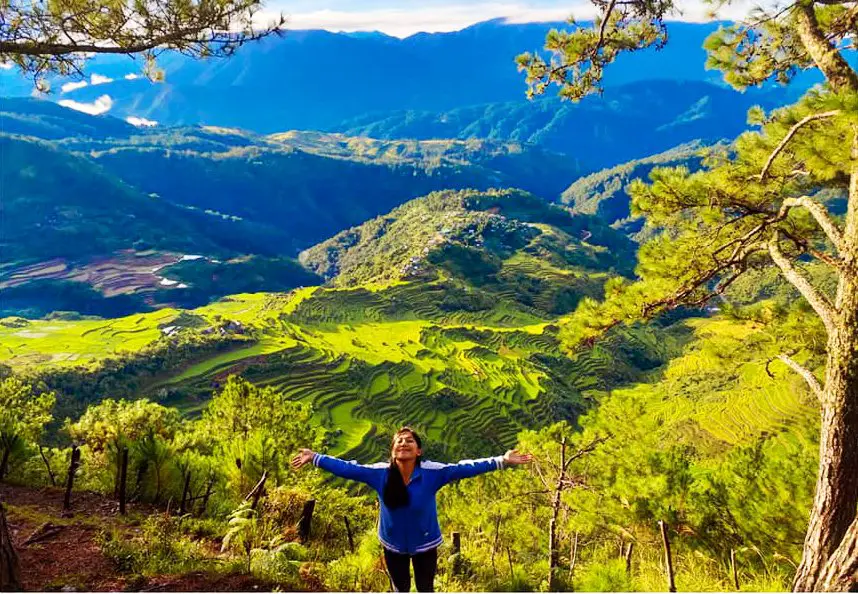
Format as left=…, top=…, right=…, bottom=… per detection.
left=382, top=427, right=423, bottom=509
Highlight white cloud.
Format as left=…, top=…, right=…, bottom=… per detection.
left=90, top=73, right=114, bottom=85
left=257, top=0, right=769, bottom=37
left=58, top=94, right=113, bottom=115
left=254, top=3, right=579, bottom=37
left=61, top=80, right=89, bottom=93
left=125, top=73, right=140, bottom=80
left=126, top=116, right=158, bottom=127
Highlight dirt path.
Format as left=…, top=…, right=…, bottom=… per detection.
left=1, top=483, right=272, bottom=592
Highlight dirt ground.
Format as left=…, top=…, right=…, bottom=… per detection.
left=1, top=483, right=272, bottom=592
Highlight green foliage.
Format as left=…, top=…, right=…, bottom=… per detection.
left=576, top=559, right=633, bottom=592
left=1, top=0, right=275, bottom=80
left=0, top=375, right=55, bottom=478
left=67, top=398, right=181, bottom=453
left=200, top=375, right=323, bottom=496
left=517, top=12, right=672, bottom=101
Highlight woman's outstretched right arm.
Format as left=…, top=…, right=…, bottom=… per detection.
left=291, top=448, right=386, bottom=488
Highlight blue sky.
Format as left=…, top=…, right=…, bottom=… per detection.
left=261, top=0, right=759, bottom=37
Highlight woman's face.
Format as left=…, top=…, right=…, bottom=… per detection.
left=392, top=431, right=422, bottom=461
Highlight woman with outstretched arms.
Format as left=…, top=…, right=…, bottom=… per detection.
left=292, top=426, right=533, bottom=592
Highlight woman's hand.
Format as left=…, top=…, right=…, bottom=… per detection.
left=291, top=448, right=315, bottom=470
left=503, top=449, right=534, bottom=466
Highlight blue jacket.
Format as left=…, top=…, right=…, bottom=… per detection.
left=312, top=453, right=505, bottom=554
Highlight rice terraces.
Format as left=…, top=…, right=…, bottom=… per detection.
left=618, top=318, right=817, bottom=451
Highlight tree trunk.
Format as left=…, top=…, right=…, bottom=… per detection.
left=198, top=478, right=214, bottom=516
left=817, top=516, right=858, bottom=591
left=548, top=437, right=566, bottom=591
left=0, top=504, right=21, bottom=591
left=118, top=448, right=129, bottom=516
left=179, top=471, right=191, bottom=515
left=38, top=446, right=56, bottom=487
left=0, top=449, right=9, bottom=482
left=793, top=3, right=858, bottom=93
left=659, top=520, right=677, bottom=593
left=792, top=125, right=858, bottom=594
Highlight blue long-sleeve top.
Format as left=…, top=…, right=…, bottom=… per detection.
left=312, top=453, right=505, bottom=554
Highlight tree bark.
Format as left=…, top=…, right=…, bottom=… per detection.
left=792, top=126, right=858, bottom=593
left=0, top=449, right=10, bottom=482
left=793, top=3, right=858, bottom=93
left=659, top=520, right=677, bottom=593
left=0, top=504, right=21, bottom=591
left=818, top=516, right=858, bottom=591
left=38, top=446, right=56, bottom=487
left=549, top=437, right=567, bottom=591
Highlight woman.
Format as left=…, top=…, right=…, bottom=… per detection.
left=291, top=426, right=533, bottom=592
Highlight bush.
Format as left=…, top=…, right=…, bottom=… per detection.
left=98, top=513, right=211, bottom=576
left=575, top=559, right=632, bottom=592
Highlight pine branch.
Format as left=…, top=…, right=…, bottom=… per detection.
left=768, top=230, right=837, bottom=333
left=758, top=110, right=840, bottom=181
left=779, top=195, right=847, bottom=255
left=562, top=436, right=608, bottom=472
left=766, top=354, right=824, bottom=402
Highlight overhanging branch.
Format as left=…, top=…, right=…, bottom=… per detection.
left=768, top=231, right=836, bottom=333
left=779, top=196, right=847, bottom=255
left=766, top=354, right=824, bottom=402
left=758, top=110, right=840, bottom=181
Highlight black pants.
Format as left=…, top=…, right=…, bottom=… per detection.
left=383, top=547, right=438, bottom=592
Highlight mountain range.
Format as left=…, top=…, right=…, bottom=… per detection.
left=0, top=20, right=816, bottom=136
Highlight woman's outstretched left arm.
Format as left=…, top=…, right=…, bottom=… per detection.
left=434, top=449, right=533, bottom=486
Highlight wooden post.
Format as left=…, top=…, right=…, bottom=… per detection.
left=659, top=520, right=676, bottom=593
left=198, top=478, right=215, bottom=516
left=179, top=471, right=191, bottom=515
left=506, top=545, right=514, bottom=579
left=0, top=504, right=21, bottom=591
left=625, top=542, right=634, bottom=575
left=118, top=447, right=129, bottom=516
left=62, top=446, right=81, bottom=514
left=344, top=516, right=355, bottom=553
left=730, top=548, right=740, bottom=591
left=491, top=515, right=501, bottom=577
left=0, top=448, right=10, bottom=481
left=451, top=531, right=463, bottom=575
left=244, top=470, right=268, bottom=511
left=298, top=499, right=315, bottom=542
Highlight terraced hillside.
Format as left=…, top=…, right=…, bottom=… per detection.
left=300, top=189, right=636, bottom=317
left=2, top=190, right=667, bottom=461
left=3, top=281, right=680, bottom=460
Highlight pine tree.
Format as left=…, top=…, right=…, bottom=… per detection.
left=519, top=3, right=858, bottom=590
left=0, top=0, right=283, bottom=83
